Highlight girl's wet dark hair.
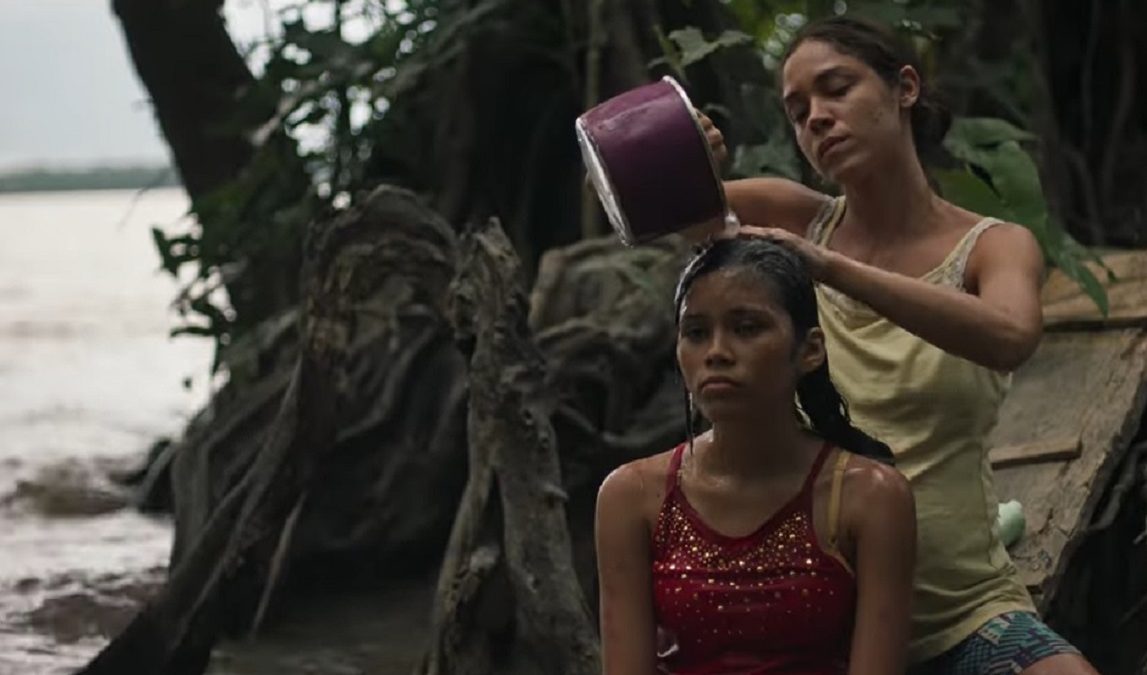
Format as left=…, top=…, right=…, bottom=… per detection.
left=781, top=15, right=952, bottom=161
left=674, top=237, right=894, bottom=464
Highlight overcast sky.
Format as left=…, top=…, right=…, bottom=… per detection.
left=0, top=0, right=284, bottom=170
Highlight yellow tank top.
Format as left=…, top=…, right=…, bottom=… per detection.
left=807, top=198, right=1035, bottom=662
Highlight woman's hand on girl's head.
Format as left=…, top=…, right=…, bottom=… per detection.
left=734, top=224, right=834, bottom=280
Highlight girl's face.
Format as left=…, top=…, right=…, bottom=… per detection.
left=781, top=39, right=920, bottom=183
left=676, top=268, right=824, bottom=423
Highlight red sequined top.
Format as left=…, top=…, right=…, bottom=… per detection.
left=652, top=442, right=856, bottom=674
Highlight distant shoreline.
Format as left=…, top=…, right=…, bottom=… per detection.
left=0, top=165, right=182, bottom=194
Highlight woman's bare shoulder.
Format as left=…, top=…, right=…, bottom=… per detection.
left=941, top=202, right=1045, bottom=286
left=943, top=201, right=1041, bottom=255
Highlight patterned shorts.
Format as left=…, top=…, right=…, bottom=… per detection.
left=910, top=611, right=1081, bottom=675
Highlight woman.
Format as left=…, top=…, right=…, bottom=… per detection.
left=698, top=15, right=1098, bottom=675
left=595, top=237, right=916, bottom=674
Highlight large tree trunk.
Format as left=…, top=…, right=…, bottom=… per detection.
left=162, top=188, right=468, bottom=583
left=112, top=0, right=309, bottom=334
left=81, top=186, right=463, bottom=674
left=112, top=0, right=254, bottom=198
left=422, top=219, right=600, bottom=674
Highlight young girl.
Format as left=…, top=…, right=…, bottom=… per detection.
left=595, top=237, right=916, bottom=674
left=698, top=15, right=1098, bottom=675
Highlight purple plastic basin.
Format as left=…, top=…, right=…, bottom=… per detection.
left=576, top=76, right=726, bottom=245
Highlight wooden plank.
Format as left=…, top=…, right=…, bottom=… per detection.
left=1042, top=251, right=1147, bottom=330
left=1041, top=250, right=1147, bottom=304
left=988, top=329, right=1147, bottom=608
left=989, top=435, right=1081, bottom=469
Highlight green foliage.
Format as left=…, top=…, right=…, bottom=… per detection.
left=151, top=0, right=444, bottom=369
left=661, top=27, right=754, bottom=72
left=936, top=119, right=1113, bottom=314
left=253, top=0, right=438, bottom=197
left=151, top=131, right=313, bottom=371
left=729, top=83, right=803, bottom=180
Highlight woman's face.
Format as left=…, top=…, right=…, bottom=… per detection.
left=780, top=39, right=919, bottom=183
left=676, top=268, right=823, bottom=423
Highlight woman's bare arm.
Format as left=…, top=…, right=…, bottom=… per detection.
left=740, top=223, right=1045, bottom=371
left=724, top=177, right=830, bottom=235
left=696, top=112, right=829, bottom=238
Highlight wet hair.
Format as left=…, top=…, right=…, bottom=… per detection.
left=781, top=14, right=952, bottom=161
left=673, top=237, right=894, bottom=464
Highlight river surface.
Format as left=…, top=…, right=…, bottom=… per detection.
left=0, top=188, right=212, bottom=673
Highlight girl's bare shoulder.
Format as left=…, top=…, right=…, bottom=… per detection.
left=597, top=446, right=684, bottom=522
left=838, top=453, right=914, bottom=521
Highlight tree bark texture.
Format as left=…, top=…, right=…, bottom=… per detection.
left=164, top=187, right=468, bottom=587
left=127, top=214, right=691, bottom=672
left=81, top=186, right=464, bottom=674
left=421, top=218, right=601, bottom=675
